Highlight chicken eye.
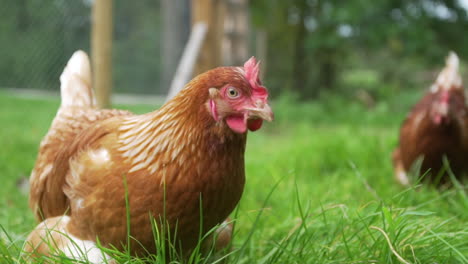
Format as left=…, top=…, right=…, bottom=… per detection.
left=227, top=87, right=240, bottom=98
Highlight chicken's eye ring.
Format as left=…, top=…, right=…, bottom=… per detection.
left=227, top=87, right=240, bottom=99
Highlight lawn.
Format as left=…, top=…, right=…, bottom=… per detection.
left=0, top=90, right=466, bottom=263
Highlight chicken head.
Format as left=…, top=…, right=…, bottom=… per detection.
left=207, top=57, right=273, bottom=134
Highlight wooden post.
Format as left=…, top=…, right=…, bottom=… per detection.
left=223, top=0, right=249, bottom=66
left=192, top=0, right=225, bottom=75
left=161, top=0, right=190, bottom=90
left=91, top=0, right=113, bottom=108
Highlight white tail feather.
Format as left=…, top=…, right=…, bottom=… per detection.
left=60, top=50, right=95, bottom=107
left=431, top=51, right=462, bottom=92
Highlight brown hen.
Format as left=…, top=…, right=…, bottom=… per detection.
left=393, top=52, right=468, bottom=186
left=24, top=54, right=273, bottom=261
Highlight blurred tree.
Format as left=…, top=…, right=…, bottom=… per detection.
left=1, top=0, right=467, bottom=98
left=251, top=0, right=468, bottom=100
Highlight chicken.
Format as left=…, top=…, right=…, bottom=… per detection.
left=393, top=52, right=468, bottom=186
left=29, top=51, right=131, bottom=221
left=24, top=54, right=273, bottom=261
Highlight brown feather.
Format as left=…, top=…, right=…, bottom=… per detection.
left=29, top=56, right=132, bottom=221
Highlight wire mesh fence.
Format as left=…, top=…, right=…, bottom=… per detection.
left=0, top=0, right=164, bottom=95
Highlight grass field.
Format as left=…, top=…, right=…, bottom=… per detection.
left=0, top=90, right=466, bottom=263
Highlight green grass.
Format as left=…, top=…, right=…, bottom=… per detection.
left=0, top=90, right=467, bottom=263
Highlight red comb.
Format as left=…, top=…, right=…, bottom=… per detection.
left=244, top=57, right=268, bottom=99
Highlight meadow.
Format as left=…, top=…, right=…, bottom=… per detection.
left=0, top=90, right=466, bottom=263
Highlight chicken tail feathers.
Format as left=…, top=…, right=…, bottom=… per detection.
left=431, top=51, right=462, bottom=92
left=59, top=50, right=95, bottom=108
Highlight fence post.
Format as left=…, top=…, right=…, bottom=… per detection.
left=223, top=0, right=249, bottom=66
left=192, top=0, right=225, bottom=75
left=91, top=0, right=113, bottom=108
left=161, top=0, right=190, bottom=91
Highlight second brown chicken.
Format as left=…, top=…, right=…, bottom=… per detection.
left=393, top=52, right=468, bottom=186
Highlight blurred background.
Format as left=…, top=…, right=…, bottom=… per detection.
left=0, top=0, right=468, bottom=104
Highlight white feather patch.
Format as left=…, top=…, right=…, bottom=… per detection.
left=62, top=234, right=112, bottom=263
left=433, top=51, right=462, bottom=92
left=88, top=148, right=111, bottom=164
left=75, top=198, right=84, bottom=209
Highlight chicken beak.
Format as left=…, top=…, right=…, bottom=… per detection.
left=246, top=103, right=274, bottom=122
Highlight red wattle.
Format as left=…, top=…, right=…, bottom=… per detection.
left=248, top=119, right=263, bottom=131
left=226, top=116, right=247, bottom=133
